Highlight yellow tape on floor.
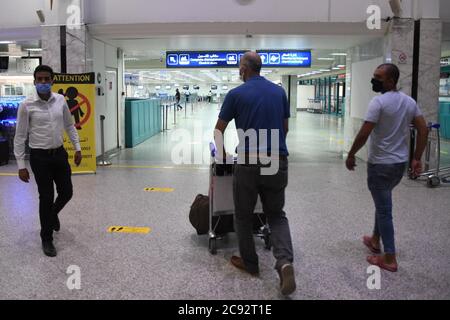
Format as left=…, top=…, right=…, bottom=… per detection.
left=0, top=173, right=17, bottom=176
left=144, top=187, right=174, bottom=193
left=107, top=226, right=151, bottom=234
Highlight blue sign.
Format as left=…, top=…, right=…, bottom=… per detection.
left=125, top=74, right=139, bottom=85
left=257, top=50, right=311, bottom=67
left=166, top=51, right=247, bottom=68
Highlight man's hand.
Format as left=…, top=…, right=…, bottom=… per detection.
left=74, top=151, right=82, bottom=166
left=346, top=155, right=357, bottom=171
left=18, top=168, right=30, bottom=183
left=410, top=159, right=423, bottom=177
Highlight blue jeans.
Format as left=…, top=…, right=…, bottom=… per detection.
left=367, top=162, right=406, bottom=255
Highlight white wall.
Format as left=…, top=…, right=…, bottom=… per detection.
left=297, top=85, right=315, bottom=109
left=350, top=56, right=384, bottom=120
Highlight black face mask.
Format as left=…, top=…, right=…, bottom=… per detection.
left=371, top=78, right=386, bottom=93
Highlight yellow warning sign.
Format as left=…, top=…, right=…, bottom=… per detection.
left=107, top=226, right=151, bottom=234
left=144, top=187, right=174, bottom=193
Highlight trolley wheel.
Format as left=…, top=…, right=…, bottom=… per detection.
left=262, top=228, right=271, bottom=250
left=209, top=238, right=217, bottom=255
left=427, top=176, right=441, bottom=188
left=408, top=171, right=418, bottom=180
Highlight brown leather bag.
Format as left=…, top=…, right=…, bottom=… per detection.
left=189, top=194, right=210, bottom=235
left=189, top=194, right=235, bottom=235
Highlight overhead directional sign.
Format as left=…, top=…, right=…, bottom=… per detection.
left=166, top=51, right=248, bottom=68
left=256, top=50, right=312, bottom=67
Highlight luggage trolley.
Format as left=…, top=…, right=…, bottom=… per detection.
left=208, top=143, right=271, bottom=255
left=409, top=123, right=450, bottom=187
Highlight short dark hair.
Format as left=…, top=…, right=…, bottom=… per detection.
left=378, top=63, right=400, bottom=85
left=242, top=53, right=262, bottom=73
left=34, top=65, right=54, bottom=80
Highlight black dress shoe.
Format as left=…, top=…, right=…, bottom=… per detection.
left=54, top=215, right=60, bottom=232
left=42, top=241, right=57, bottom=257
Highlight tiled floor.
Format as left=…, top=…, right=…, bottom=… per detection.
left=0, top=103, right=449, bottom=300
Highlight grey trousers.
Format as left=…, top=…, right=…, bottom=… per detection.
left=233, top=159, right=294, bottom=274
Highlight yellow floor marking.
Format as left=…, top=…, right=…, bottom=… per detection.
left=144, top=187, right=174, bottom=193
left=107, top=226, right=151, bottom=234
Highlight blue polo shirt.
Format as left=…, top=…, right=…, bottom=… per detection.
left=219, top=75, right=290, bottom=156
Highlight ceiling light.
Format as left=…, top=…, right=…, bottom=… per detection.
left=332, top=67, right=341, bottom=70
left=337, top=65, right=346, bottom=68
left=317, top=58, right=334, bottom=61
left=0, top=41, right=14, bottom=44
left=320, top=69, right=331, bottom=72
left=331, top=53, right=347, bottom=56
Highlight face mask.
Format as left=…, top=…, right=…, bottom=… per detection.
left=36, top=83, right=52, bottom=94
left=371, top=78, right=385, bottom=93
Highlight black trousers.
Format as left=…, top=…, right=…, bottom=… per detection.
left=233, top=159, right=293, bottom=274
left=29, top=146, right=73, bottom=242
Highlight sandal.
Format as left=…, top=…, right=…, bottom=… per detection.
left=363, top=236, right=381, bottom=254
left=367, top=255, right=398, bottom=272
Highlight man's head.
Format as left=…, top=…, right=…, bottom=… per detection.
left=34, top=65, right=54, bottom=95
left=371, top=63, right=400, bottom=93
left=239, top=51, right=262, bottom=82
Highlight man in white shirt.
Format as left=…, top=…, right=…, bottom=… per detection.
left=14, top=65, right=82, bottom=257
left=346, top=63, right=428, bottom=272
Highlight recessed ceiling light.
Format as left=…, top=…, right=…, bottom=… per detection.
left=0, top=41, right=14, bottom=44
left=331, top=53, right=347, bottom=56
left=320, top=69, right=331, bottom=72
left=24, top=48, right=43, bottom=52
left=317, top=58, right=334, bottom=61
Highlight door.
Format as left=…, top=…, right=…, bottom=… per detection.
left=105, top=69, right=119, bottom=151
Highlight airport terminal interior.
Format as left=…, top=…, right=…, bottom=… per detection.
left=0, top=0, right=450, bottom=300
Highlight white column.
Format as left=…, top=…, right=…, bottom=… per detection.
left=281, top=75, right=297, bottom=119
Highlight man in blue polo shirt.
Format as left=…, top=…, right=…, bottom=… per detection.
left=214, top=51, right=296, bottom=296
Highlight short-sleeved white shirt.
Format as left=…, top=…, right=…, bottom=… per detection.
left=365, top=91, right=422, bottom=164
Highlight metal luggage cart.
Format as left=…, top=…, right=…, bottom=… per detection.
left=208, top=143, right=271, bottom=255
left=409, top=123, right=450, bottom=187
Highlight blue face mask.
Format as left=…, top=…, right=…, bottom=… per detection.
left=36, top=83, right=52, bottom=94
